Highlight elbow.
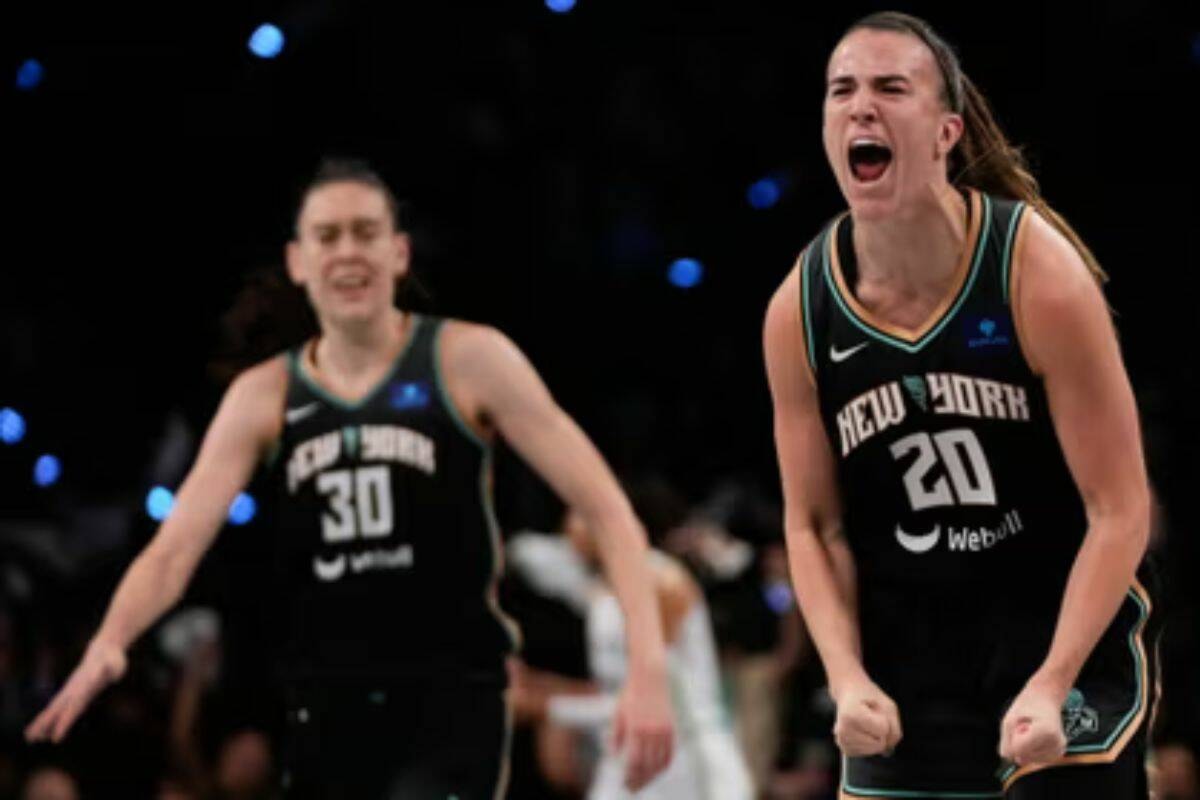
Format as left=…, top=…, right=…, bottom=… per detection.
left=1086, top=484, right=1151, bottom=556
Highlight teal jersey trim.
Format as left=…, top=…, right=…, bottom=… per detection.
left=290, top=314, right=423, bottom=411
left=997, top=586, right=1150, bottom=782
left=842, top=755, right=1003, bottom=799
left=802, top=246, right=817, bottom=374
left=431, top=321, right=490, bottom=451
left=824, top=194, right=994, bottom=355
left=1000, top=202, right=1027, bottom=305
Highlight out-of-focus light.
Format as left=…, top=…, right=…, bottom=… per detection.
left=546, top=0, right=577, bottom=12
left=668, top=258, right=704, bottom=289
left=1192, top=33, right=1200, bottom=65
left=228, top=493, right=257, bottom=526
left=764, top=580, right=794, bottom=614
left=34, top=455, right=61, bottom=487
left=146, top=486, right=176, bottom=521
left=747, top=176, right=782, bottom=209
left=16, top=59, right=44, bottom=91
left=248, top=24, right=285, bottom=59
left=0, top=408, right=26, bottom=445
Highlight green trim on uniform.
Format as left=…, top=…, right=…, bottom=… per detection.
left=997, top=586, right=1150, bottom=784
left=842, top=756, right=1003, bottom=800
left=801, top=246, right=818, bottom=374
left=263, top=439, right=282, bottom=471
left=1000, top=202, right=1027, bottom=305
left=824, top=195, right=994, bottom=355
left=290, top=314, right=422, bottom=411
left=480, top=447, right=523, bottom=651
left=431, top=321, right=489, bottom=451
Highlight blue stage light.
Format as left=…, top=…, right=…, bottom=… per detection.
left=747, top=176, right=782, bottom=209
left=228, top=493, right=257, bottom=526
left=668, top=258, right=704, bottom=289
left=0, top=408, right=26, bottom=445
left=546, top=0, right=577, bottom=12
left=16, top=59, right=44, bottom=91
left=249, top=24, right=285, bottom=59
left=147, top=486, right=176, bottom=521
left=34, top=455, right=61, bottom=487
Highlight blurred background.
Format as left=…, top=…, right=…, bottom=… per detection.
left=2, top=0, right=1197, bottom=797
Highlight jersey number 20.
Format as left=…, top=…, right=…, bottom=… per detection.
left=889, top=428, right=996, bottom=511
left=316, top=466, right=394, bottom=542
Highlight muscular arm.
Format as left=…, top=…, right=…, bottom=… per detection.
left=27, top=358, right=285, bottom=743
left=763, top=266, right=864, bottom=697
left=92, top=360, right=286, bottom=652
left=1012, top=212, right=1150, bottom=696
left=441, top=322, right=672, bottom=787
left=442, top=323, right=668, bottom=676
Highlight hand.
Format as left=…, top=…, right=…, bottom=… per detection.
left=831, top=674, right=903, bottom=757
left=24, top=640, right=127, bottom=744
left=611, top=665, right=674, bottom=791
left=999, top=678, right=1068, bottom=767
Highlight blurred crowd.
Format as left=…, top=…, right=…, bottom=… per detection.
left=1, top=474, right=1196, bottom=799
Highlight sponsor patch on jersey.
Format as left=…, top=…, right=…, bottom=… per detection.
left=390, top=380, right=432, bottom=411
left=963, top=313, right=1013, bottom=351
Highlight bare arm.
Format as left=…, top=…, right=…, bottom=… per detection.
left=1013, top=213, right=1150, bottom=694
left=764, top=264, right=900, bottom=755
left=26, top=358, right=285, bottom=742
left=763, top=266, right=863, bottom=694
left=1000, top=212, right=1150, bottom=765
left=441, top=322, right=672, bottom=788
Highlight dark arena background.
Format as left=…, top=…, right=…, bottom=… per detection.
left=2, top=1, right=1197, bottom=798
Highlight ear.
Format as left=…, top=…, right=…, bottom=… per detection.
left=392, top=232, right=412, bottom=280
left=285, top=240, right=305, bottom=285
left=937, top=112, right=965, bottom=160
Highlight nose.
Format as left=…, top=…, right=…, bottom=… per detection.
left=848, top=90, right=878, bottom=124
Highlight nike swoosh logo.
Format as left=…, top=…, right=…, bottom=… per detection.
left=830, top=342, right=869, bottom=363
left=285, top=403, right=320, bottom=425
left=313, top=554, right=347, bottom=582
left=895, top=524, right=941, bottom=553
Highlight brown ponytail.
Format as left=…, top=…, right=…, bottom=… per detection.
left=847, top=12, right=1107, bottom=284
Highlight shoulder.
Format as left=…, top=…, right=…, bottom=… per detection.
left=1012, top=209, right=1110, bottom=373
left=218, top=354, right=288, bottom=439
left=438, top=319, right=532, bottom=379
left=228, top=353, right=289, bottom=403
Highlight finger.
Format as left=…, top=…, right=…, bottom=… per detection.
left=847, top=708, right=891, bottom=742
left=610, top=711, right=626, bottom=753
left=25, top=693, right=68, bottom=742
left=623, top=743, right=652, bottom=791
left=883, top=704, right=903, bottom=752
left=50, top=697, right=83, bottom=744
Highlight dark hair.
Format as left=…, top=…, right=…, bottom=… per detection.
left=210, top=157, right=426, bottom=383
left=844, top=12, right=1106, bottom=283
left=294, top=156, right=405, bottom=234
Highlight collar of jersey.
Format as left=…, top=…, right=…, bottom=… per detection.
left=290, top=313, right=423, bottom=411
left=823, top=190, right=992, bottom=354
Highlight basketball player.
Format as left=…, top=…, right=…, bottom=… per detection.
left=763, top=12, right=1156, bottom=799
left=25, top=159, right=674, bottom=798
left=513, top=508, right=754, bottom=800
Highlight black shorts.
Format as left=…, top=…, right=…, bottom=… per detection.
left=841, top=575, right=1159, bottom=800
left=280, top=681, right=511, bottom=799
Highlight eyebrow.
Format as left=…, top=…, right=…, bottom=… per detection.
left=828, top=73, right=912, bottom=88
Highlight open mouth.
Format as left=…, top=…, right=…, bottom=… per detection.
left=848, top=140, right=893, bottom=183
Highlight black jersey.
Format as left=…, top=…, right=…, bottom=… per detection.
left=801, top=190, right=1088, bottom=633
left=801, top=190, right=1158, bottom=798
left=266, top=314, right=519, bottom=688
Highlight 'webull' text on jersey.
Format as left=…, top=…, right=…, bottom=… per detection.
left=800, top=190, right=1087, bottom=603
left=267, top=315, right=518, bottom=687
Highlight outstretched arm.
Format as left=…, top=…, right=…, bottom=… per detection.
left=26, top=359, right=285, bottom=743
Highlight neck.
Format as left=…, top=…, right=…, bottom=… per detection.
left=851, top=182, right=969, bottom=294
left=313, top=308, right=407, bottom=377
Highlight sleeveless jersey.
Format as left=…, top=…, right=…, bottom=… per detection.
left=266, top=314, right=519, bottom=687
left=800, top=190, right=1091, bottom=672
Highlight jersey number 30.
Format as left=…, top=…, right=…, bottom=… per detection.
left=316, top=466, right=395, bottom=542
left=889, top=428, right=996, bottom=510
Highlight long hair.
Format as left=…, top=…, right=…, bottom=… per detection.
left=209, top=157, right=428, bottom=384
left=845, top=12, right=1107, bottom=284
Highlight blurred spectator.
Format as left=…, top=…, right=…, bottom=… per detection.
left=19, top=767, right=77, bottom=800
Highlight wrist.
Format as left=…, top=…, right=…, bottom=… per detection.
left=827, top=660, right=870, bottom=703
left=1027, top=663, right=1075, bottom=702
